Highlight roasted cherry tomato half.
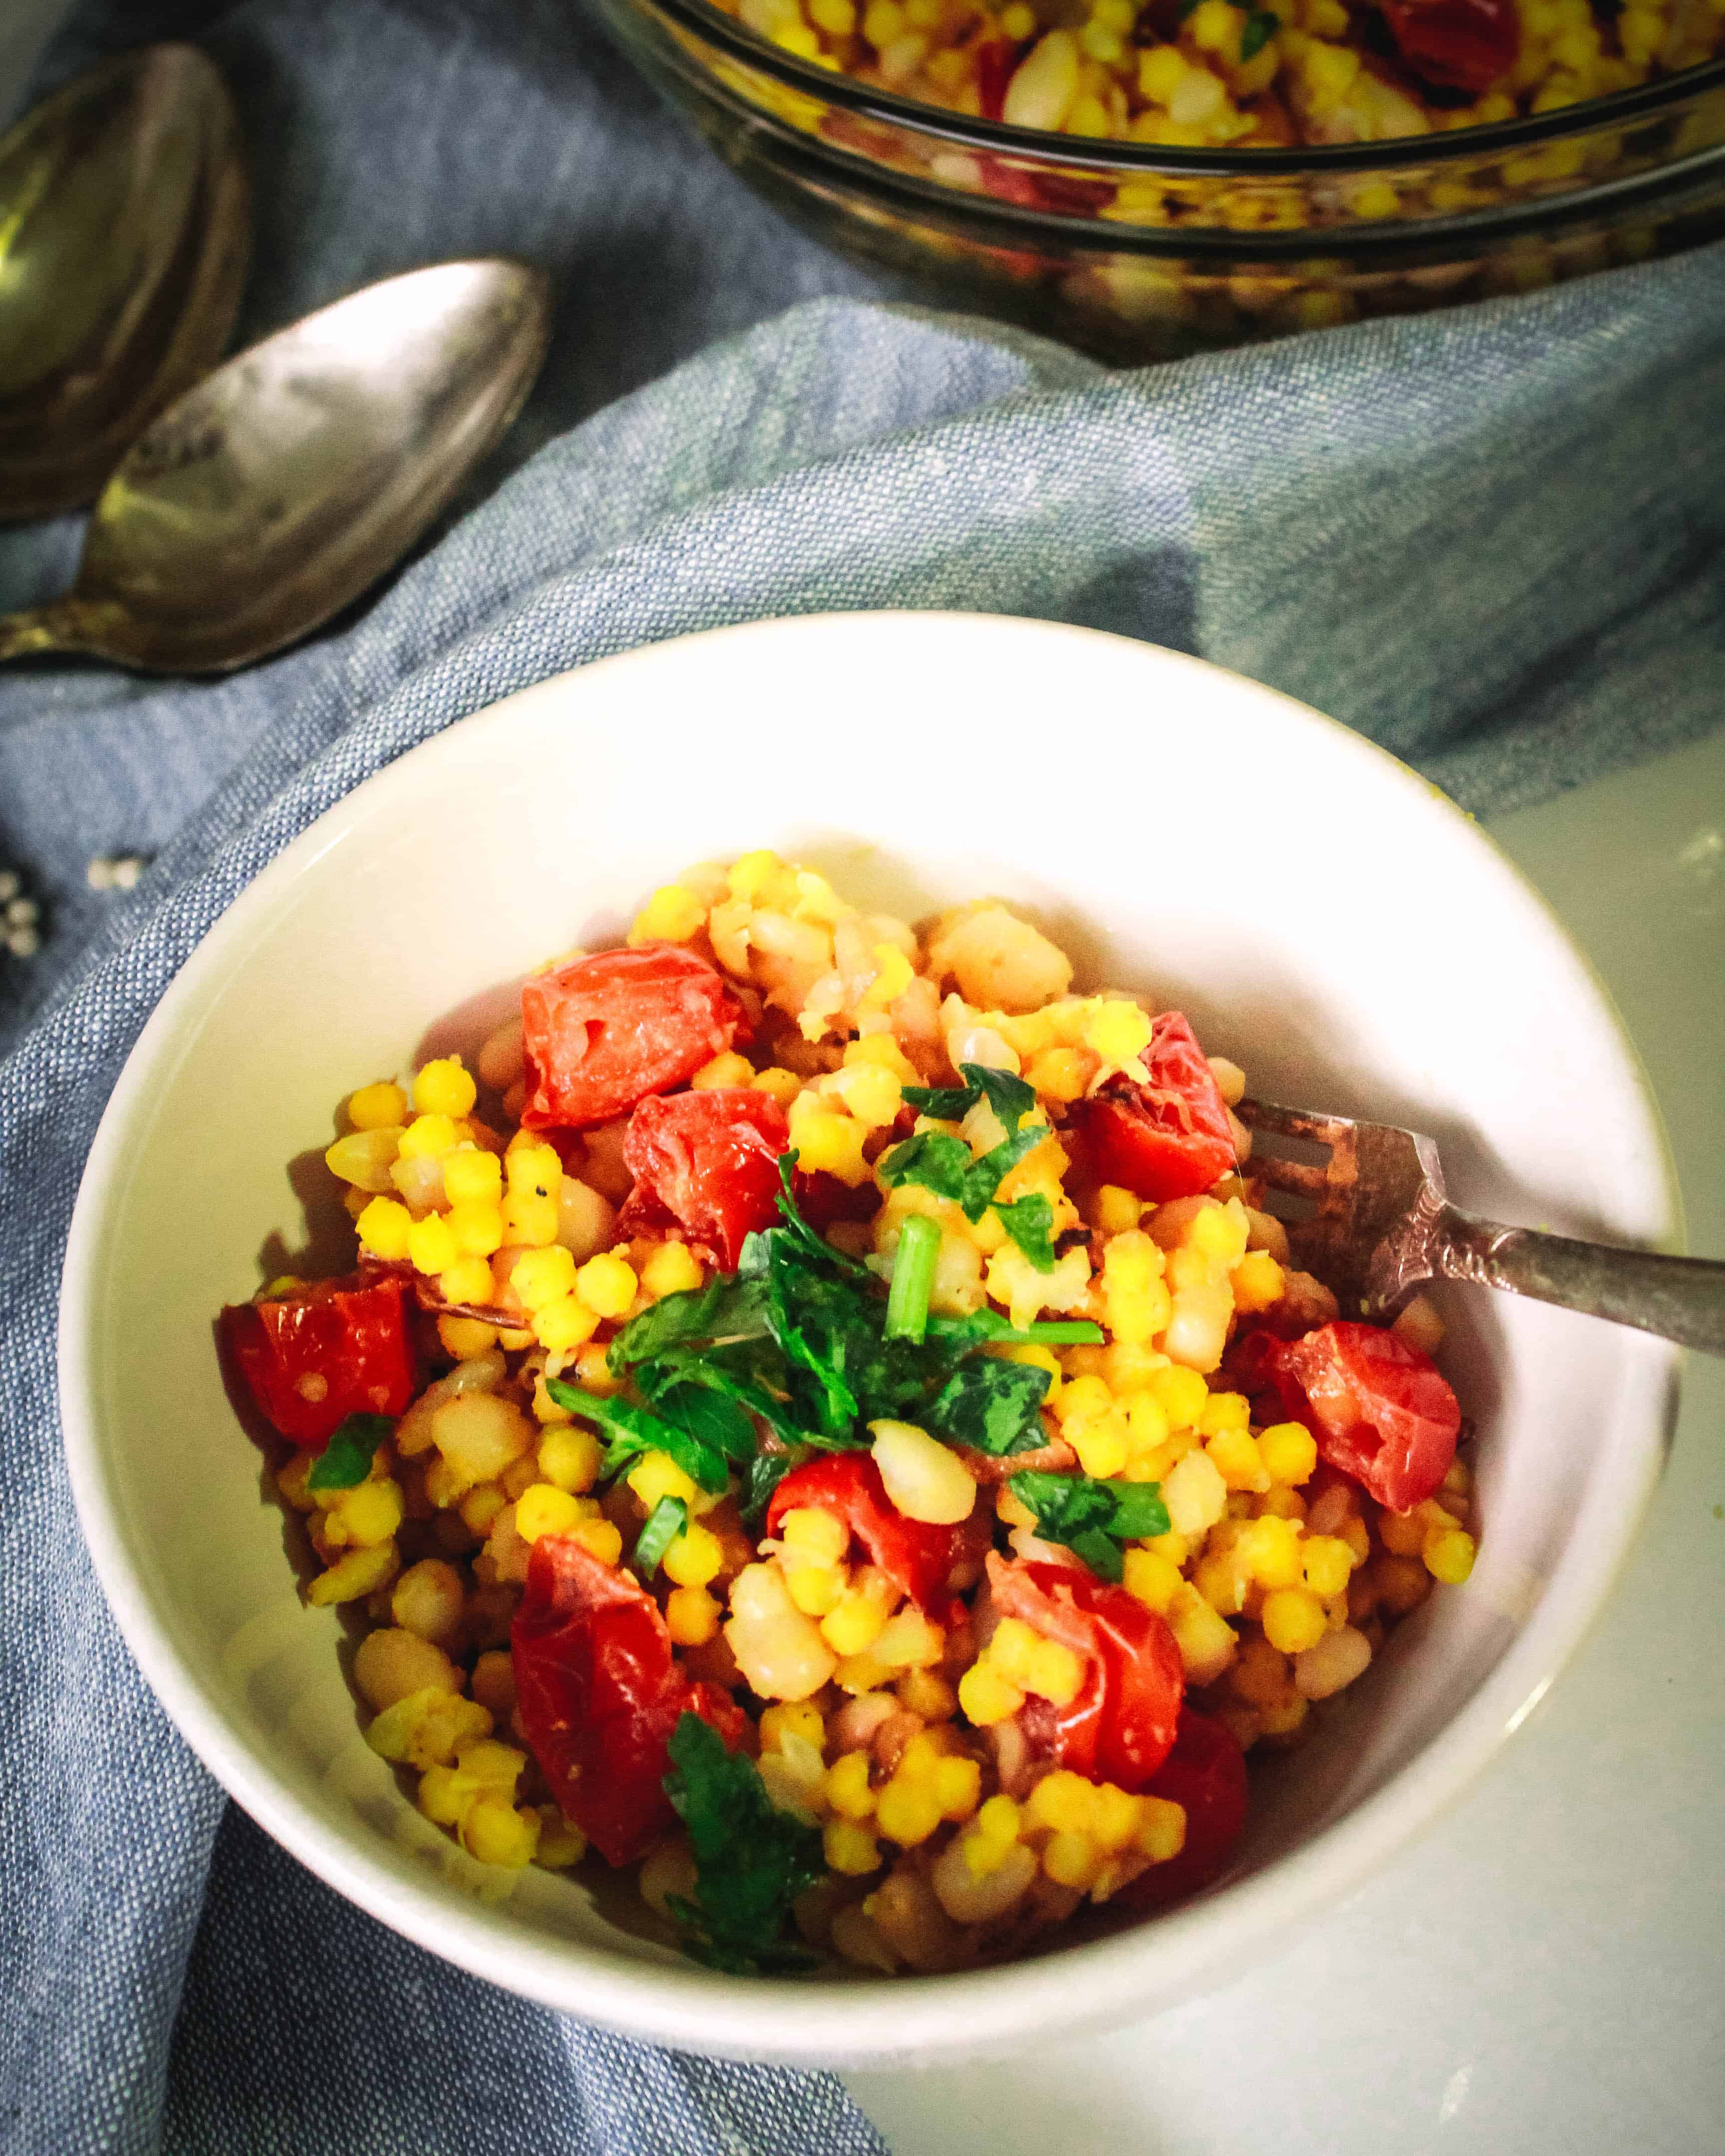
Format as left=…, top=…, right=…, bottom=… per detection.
left=1119, top=1708, right=1249, bottom=1911
left=618, top=1087, right=789, bottom=1270
left=519, top=943, right=750, bottom=1132
left=512, top=1535, right=746, bottom=1866
left=1378, top=0, right=1518, bottom=95
left=1070, top=1010, right=1237, bottom=1205
left=221, top=1272, right=417, bottom=1448
left=767, top=1451, right=977, bottom=1613
left=988, top=1554, right=1185, bottom=1791
left=1275, top=1320, right=1461, bottom=1514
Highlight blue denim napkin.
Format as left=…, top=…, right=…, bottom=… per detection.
left=5, top=0, right=1725, bottom=2151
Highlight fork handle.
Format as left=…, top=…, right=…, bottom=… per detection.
left=1435, top=1207, right=1725, bottom=1354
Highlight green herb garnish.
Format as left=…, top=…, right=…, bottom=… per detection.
left=740, top=1450, right=796, bottom=1527
left=543, top=1380, right=732, bottom=1494
left=882, top=1063, right=1059, bottom=1271
left=922, top=1355, right=1052, bottom=1455
left=1239, top=7, right=1278, bottom=57
left=304, top=1412, right=394, bottom=1491
left=989, top=1192, right=1058, bottom=1272
left=568, top=1155, right=1101, bottom=1507
left=633, top=1495, right=688, bottom=1575
left=1008, top=1469, right=1171, bottom=1582
left=884, top=1211, right=941, bottom=1343
left=662, top=1711, right=825, bottom=1972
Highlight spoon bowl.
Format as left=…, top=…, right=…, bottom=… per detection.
left=0, top=259, right=553, bottom=673
left=0, top=43, right=250, bottom=522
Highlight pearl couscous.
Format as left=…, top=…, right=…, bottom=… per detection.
left=222, top=854, right=1477, bottom=1974
left=708, top=0, right=1725, bottom=155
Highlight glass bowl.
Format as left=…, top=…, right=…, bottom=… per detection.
left=593, top=0, right=1725, bottom=358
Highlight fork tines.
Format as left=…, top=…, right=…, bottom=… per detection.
left=1235, top=1099, right=1359, bottom=1202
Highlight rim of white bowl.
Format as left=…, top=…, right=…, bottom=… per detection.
left=58, top=612, right=1680, bottom=2066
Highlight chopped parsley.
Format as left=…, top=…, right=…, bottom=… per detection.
left=922, top=1356, right=1052, bottom=1456
left=1009, top=1469, right=1171, bottom=1582
left=1239, top=7, right=1278, bottom=57
left=662, top=1712, right=824, bottom=1972
left=542, top=1381, right=734, bottom=1494
left=881, top=1063, right=1060, bottom=1271
left=304, top=1412, right=393, bottom=1491
left=595, top=1155, right=1100, bottom=1478
left=633, top=1495, right=687, bottom=1576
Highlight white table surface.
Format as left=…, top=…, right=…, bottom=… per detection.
left=845, top=729, right=1725, bottom=2156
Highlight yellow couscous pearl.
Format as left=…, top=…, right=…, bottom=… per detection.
left=662, top=1523, right=723, bottom=1588
left=788, top=1104, right=870, bottom=1184
left=443, top=1147, right=503, bottom=1206
left=824, top=1819, right=882, bottom=1874
left=1149, top=1364, right=1208, bottom=1428
left=516, top=1483, right=584, bottom=1544
left=829, top=1061, right=902, bottom=1128
left=666, top=1585, right=722, bottom=1644
left=348, top=1080, right=408, bottom=1131
left=513, top=1245, right=578, bottom=1311
left=786, top=1563, right=847, bottom=1617
left=537, top=1425, right=602, bottom=1492
left=1042, top=1831, right=1102, bottom=1890
left=824, top=1750, right=876, bottom=1820
left=640, top=1242, right=703, bottom=1301
left=413, top=1057, right=477, bottom=1119
left=506, top=1140, right=563, bottom=1193
left=631, top=883, right=707, bottom=945
left=1139, top=1796, right=1186, bottom=1862
left=1095, top=1184, right=1143, bottom=1233
left=576, top=1253, right=638, bottom=1318
left=399, top=1112, right=461, bottom=1161
left=1259, top=1421, right=1318, bottom=1485
left=535, top=1809, right=588, bottom=1868
left=779, top=1507, right=851, bottom=1565
left=1424, top=1525, right=1476, bottom=1584
left=693, top=1051, right=754, bottom=1089
left=356, top=1195, right=413, bottom=1261
left=503, top=1191, right=561, bottom=1247
left=329, top=1478, right=404, bottom=1548
left=1122, top=1547, right=1183, bottom=1614
left=532, top=1294, right=600, bottom=1353
left=628, top=1451, right=701, bottom=1513
left=875, top=1779, right=942, bottom=1847
left=1230, top=1250, right=1285, bottom=1313
left=570, top=1517, right=623, bottom=1567
left=761, top=1700, right=826, bottom=1755
left=1301, top=1534, right=1355, bottom=1598
left=407, top=1212, right=459, bottom=1277
left=446, top=1200, right=504, bottom=1257
left=462, top=1799, right=540, bottom=1868
left=438, top=1256, right=495, bottom=1308
left=1206, top=1426, right=1271, bottom=1494
left=1261, top=1586, right=1328, bottom=1654
left=933, top=1755, right=982, bottom=1820
left=958, top=1661, right=1024, bottom=1725
left=1083, top=998, right=1152, bottom=1066
left=306, top=1541, right=397, bottom=1606
left=751, top=1067, right=804, bottom=1107
left=822, top=1592, right=889, bottom=1658
left=439, top=1315, right=498, bottom=1360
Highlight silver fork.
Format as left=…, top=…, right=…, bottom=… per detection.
left=1235, top=1099, right=1725, bottom=1355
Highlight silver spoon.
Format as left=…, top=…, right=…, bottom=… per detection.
left=0, top=260, right=553, bottom=674
left=0, top=43, right=251, bottom=523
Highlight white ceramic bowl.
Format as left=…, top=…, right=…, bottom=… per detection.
left=59, top=612, right=1678, bottom=2066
